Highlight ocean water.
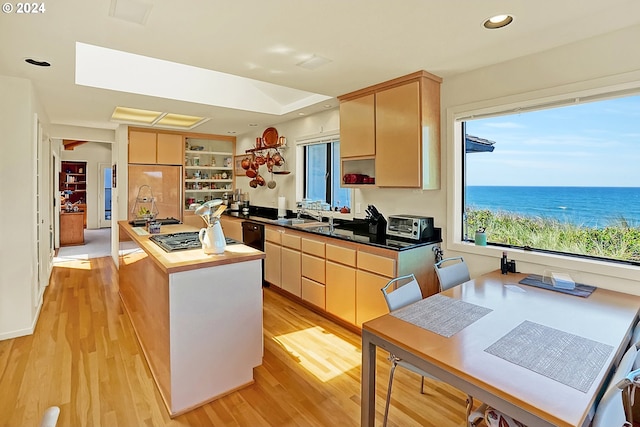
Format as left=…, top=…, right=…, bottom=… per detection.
left=465, top=186, right=640, bottom=228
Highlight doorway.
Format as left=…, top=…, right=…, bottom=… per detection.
left=99, top=163, right=112, bottom=228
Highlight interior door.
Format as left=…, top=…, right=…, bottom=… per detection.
left=99, top=162, right=112, bottom=228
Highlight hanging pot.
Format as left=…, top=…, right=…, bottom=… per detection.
left=249, top=179, right=258, bottom=188
left=241, top=157, right=251, bottom=170
left=246, top=168, right=257, bottom=178
left=256, top=175, right=266, bottom=186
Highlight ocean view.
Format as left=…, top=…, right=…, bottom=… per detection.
left=465, top=186, right=640, bottom=228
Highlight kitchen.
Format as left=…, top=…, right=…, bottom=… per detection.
left=2, top=2, right=640, bottom=427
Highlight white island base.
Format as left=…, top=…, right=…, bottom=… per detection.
left=119, top=223, right=264, bottom=416
left=168, top=261, right=263, bottom=413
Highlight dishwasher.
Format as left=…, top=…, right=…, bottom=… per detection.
left=242, top=221, right=266, bottom=285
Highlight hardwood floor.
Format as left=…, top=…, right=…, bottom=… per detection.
left=0, top=257, right=469, bottom=427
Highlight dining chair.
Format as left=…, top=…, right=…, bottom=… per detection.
left=434, top=256, right=470, bottom=292
left=380, top=274, right=434, bottom=427
left=485, top=343, right=640, bottom=427
left=433, top=256, right=485, bottom=425
left=380, top=274, right=479, bottom=427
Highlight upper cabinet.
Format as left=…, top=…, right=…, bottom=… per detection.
left=129, top=129, right=183, bottom=165
left=338, top=70, right=442, bottom=189
left=339, top=94, right=375, bottom=158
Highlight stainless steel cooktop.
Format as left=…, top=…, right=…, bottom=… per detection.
left=149, top=232, right=240, bottom=252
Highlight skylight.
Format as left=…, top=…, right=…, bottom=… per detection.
left=75, top=42, right=332, bottom=116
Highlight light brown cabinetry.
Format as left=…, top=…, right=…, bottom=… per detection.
left=281, top=234, right=301, bottom=297
left=263, top=223, right=439, bottom=329
left=265, top=241, right=281, bottom=287
left=339, top=94, right=375, bottom=158
left=355, top=251, right=397, bottom=326
left=326, top=243, right=357, bottom=324
left=338, top=70, right=442, bottom=189
left=129, top=129, right=183, bottom=165
left=301, top=237, right=326, bottom=309
left=219, top=216, right=243, bottom=241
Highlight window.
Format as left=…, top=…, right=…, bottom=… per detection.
left=461, top=94, right=640, bottom=265
left=302, top=137, right=351, bottom=210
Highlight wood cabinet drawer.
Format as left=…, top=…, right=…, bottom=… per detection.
left=281, top=233, right=301, bottom=250
left=302, top=238, right=325, bottom=257
left=302, top=253, right=325, bottom=284
left=302, top=277, right=325, bottom=309
left=357, top=251, right=396, bottom=278
left=265, top=227, right=282, bottom=244
left=326, top=244, right=356, bottom=267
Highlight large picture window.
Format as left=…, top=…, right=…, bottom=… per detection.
left=462, top=94, right=640, bottom=264
left=302, top=137, right=351, bottom=210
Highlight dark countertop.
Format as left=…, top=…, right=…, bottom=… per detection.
left=222, top=209, right=441, bottom=252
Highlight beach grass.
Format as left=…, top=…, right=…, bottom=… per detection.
left=466, top=209, right=640, bottom=262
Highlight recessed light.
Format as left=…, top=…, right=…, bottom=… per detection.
left=248, top=123, right=259, bottom=127
left=25, top=58, right=51, bottom=67
left=227, top=131, right=236, bottom=134
left=483, top=14, right=514, bottom=29
left=323, top=104, right=332, bottom=109
left=298, top=112, right=306, bottom=116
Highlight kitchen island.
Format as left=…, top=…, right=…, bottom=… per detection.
left=118, top=221, right=265, bottom=417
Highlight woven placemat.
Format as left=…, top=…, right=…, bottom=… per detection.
left=519, top=274, right=596, bottom=298
left=391, top=294, right=493, bottom=338
left=484, top=320, right=613, bottom=392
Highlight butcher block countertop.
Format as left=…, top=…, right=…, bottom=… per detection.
left=118, top=221, right=264, bottom=275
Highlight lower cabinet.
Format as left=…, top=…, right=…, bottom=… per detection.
left=301, top=237, right=326, bottom=309
left=326, top=260, right=356, bottom=324
left=356, top=270, right=392, bottom=327
left=264, top=241, right=281, bottom=287
left=220, top=217, right=243, bottom=241
left=281, top=247, right=301, bottom=296
left=262, top=224, right=438, bottom=329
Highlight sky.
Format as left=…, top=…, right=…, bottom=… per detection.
left=464, top=95, right=640, bottom=187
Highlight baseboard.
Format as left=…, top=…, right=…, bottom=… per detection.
left=0, top=293, right=42, bottom=341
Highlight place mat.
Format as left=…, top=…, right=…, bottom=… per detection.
left=519, top=274, right=596, bottom=298
left=391, top=294, right=492, bottom=338
left=484, top=320, right=613, bottom=393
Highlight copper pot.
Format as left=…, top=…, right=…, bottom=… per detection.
left=256, top=155, right=266, bottom=165
left=256, top=175, right=266, bottom=186
left=249, top=179, right=258, bottom=188
left=241, top=157, right=251, bottom=170
left=246, top=169, right=257, bottom=178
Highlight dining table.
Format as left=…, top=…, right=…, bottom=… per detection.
left=361, top=270, right=640, bottom=427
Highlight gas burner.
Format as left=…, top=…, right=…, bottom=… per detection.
left=149, top=232, right=240, bottom=252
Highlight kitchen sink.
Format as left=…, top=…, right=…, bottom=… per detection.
left=272, top=218, right=325, bottom=228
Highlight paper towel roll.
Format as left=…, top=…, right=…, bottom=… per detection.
left=278, top=196, right=286, bottom=218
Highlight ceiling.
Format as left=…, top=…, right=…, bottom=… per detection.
left=2, top=0, right=640, bottom=137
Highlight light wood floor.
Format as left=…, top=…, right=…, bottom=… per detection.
left=0, top=257, right=469, bottom=427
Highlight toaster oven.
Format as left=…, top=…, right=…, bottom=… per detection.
left=387, top=215, right=434, bottom=241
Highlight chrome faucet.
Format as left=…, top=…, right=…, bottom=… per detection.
left=298, top=205, right=324, bottom=222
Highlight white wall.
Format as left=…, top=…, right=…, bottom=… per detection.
left=60, top=141, right=113, bottom=229
left=440, top=24, right=640, bottom=292
left=0, top=76, right=40, bottom=339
